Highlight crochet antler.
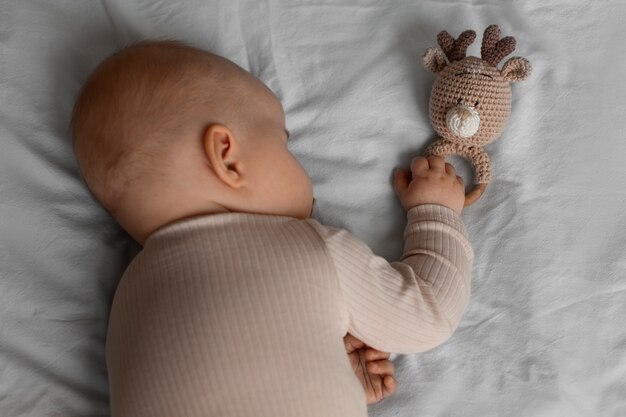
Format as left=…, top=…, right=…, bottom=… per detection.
left=481, top=25, right=516, bottom=66
left=437, top=30, right=476, bottom=62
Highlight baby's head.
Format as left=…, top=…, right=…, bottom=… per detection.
left=71, top=41, right=313, bottom=245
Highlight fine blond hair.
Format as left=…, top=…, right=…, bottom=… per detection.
left=70, top=41, right=253, bottom=213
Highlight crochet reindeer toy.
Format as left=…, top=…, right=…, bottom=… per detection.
left=422, top=25, right=531, bottom=206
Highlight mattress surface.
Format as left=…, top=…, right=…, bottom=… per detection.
left=1, top=1, right=625, bottom=416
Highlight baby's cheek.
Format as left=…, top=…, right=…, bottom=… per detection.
left=290, top=163, right=313, bottom=216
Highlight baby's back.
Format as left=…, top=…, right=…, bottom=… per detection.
left=106, top=212, right=366, bottom=417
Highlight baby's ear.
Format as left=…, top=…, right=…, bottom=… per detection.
left=501, top=57, right=532, bottom=82
left=422, top=48, right=447, bottom=73
left=202, top=124, right=244, bottom=189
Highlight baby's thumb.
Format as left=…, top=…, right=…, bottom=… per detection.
left=392, top=168, right=409, bottom=196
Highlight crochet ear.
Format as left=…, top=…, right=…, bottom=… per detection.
left=422, top=48, right=448, bottom=73
left=501, top=57, right=532, bottom=82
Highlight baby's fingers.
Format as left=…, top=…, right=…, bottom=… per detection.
left=411, top=156, right=430, bottom=174
left=392, top=168, right=409, bottom=196
left=383, top=375, right=397, bottom=396
left=367, top=359, right=395, bottom=375
left=343, top=333, right=365, bottom=353
left=365, top=348, right=390, bottom=361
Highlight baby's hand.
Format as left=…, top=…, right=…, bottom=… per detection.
left=393, top=156, right=465, bottom=214
left=344, top=333, right=397, bottom=404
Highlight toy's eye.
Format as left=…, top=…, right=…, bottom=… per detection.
left=474, top=100, right=480, bottom=108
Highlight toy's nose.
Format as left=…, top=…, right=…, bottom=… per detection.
left=446, top=105, right=480, bottom=138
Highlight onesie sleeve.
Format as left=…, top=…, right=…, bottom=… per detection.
left=308, top=204, right=474, bottom=354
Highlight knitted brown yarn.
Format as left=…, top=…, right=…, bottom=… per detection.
left=428, top=57, right=512, bottom=149
left=437, top=30, right=476, bottom=62
left=421, top=25, right=531, bottom=206
left=481, top=25, right=516, bottom=67
left=425, top=137, right=492, bottom=183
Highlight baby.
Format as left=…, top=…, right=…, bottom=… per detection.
left=71, top=41, right=473, bottom=417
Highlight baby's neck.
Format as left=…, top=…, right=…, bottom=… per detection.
left=114, top=191, right=230, bottom=246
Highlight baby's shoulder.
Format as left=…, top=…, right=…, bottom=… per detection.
left=302, top=218, right=345, bottom=238
left=302, top=219, right=366, bottom=250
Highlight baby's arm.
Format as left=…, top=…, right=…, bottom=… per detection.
left=310, top=156, right=473, bottom=354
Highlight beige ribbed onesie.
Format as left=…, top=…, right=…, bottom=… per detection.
left=106, top=204, right=473, bottom=417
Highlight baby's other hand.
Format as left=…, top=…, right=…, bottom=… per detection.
left=393, top=156, right=465, bottom=214
left=344, top=333, right=397, bottom=405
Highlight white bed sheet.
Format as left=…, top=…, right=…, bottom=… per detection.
left=1, top=1, right=625, bottom=416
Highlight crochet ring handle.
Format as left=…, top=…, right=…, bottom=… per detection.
left=464, top=183, right=487, bottom=207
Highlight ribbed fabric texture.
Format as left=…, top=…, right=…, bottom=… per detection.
left=106, top=204, right=473, bottom=417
